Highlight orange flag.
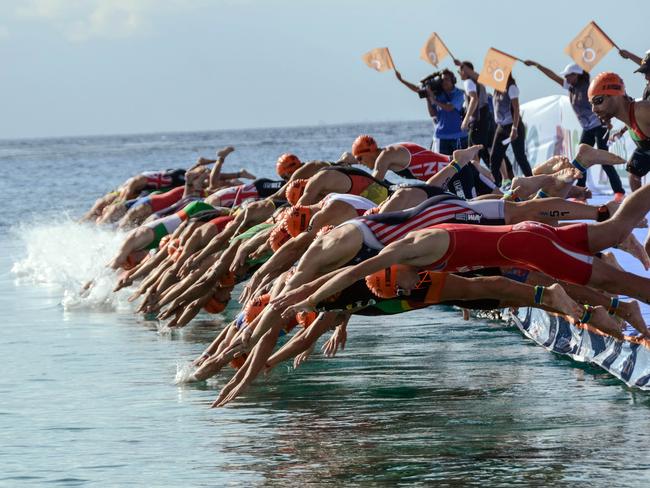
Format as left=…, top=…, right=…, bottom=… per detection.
left=478, top=48, right=517, bottom=92
left=419, top=33, right=450, bottom=67
left=362, top=47, right=395, bottom=72
left=564, top=21, right=615, bottom=72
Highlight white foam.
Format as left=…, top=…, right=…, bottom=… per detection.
left=10, top=218, right=136, bottom=311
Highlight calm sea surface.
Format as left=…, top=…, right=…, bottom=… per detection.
left=2, top=122, right=650, bottom=487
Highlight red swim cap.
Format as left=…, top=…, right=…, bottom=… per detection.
left=229, top=353, right=247, bottom=370
left=285, top=178, right=309, bottom=205
left=352, top=135, right=378, bottom=157
left=365, top=265, right=400, bottom=298
left=284, top=205, right=313, bottom=237
left=203, top=295, right=228, bottom=314
left=588, top=72, right=626, bottom=99
left=244, top=293, right=271, bottom=323
left=276, top=153, right=302, bottom=179
left=219, top=271, right=236, bottom=288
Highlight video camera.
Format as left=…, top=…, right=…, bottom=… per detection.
left=418, top=72, right=444, bottom=99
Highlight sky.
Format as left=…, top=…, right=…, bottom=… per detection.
left=0, top=0, right=647, bottom=139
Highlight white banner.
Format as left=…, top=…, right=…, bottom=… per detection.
left=520, top=94, right=636, bottom=194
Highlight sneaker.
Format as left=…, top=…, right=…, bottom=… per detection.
left=614, top=192, right=625, bottom=203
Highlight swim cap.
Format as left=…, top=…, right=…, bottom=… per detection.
left=269, top=224, right=291, bottom=251
left=285, top=178, right=308, bottom=205
left=122, top=253, right=142, bottom=271
left=244, top=293, right=271, bottom=323
left=363, top=206, right=381, bottom=216
left=229, top=354, right=247, bottom=370
left=203, top=295, right=228, bottom=314
left=365, top=265, right=399, bottom=298
left=276, top=153, right=302, bottom=179
left=284, top=205, right=313, bottom=237
left=296, top=311, right=318, bottom=328
left=316, top=224, right=334, bottom=237
left=219, top=271, right=236, bottom=288
left=352, top=135, right=379, bottom=157
left=588, top=72, right=626, bottom=99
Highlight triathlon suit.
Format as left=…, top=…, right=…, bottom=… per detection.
left=319, top=193, right=376, bottom=216
left=345, top=194, right=506, bottom=253
left=125, top=186, right=185, bottom=213
left=141, top=169, right=186, bottom=191
left=322, top=167, right=391, bottom=205
left=391, top=142, right=496, bottom=198
left=144, top=200, right=216, bottom=249
left=211, top=178, right=285, bottom=208
left=625, top=101, right=650, bottom=177
left=317, top=271, right=500, bottom=316
left=425, top=221, right=593, bottom=285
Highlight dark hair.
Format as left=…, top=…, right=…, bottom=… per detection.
left=507, top=74, right=516, bottom=87
left=441, top=68, right=457, bottom=86
left=460, top=61, right=474, bottom=71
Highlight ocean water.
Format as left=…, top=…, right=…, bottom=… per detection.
left=2, top=122, right=650, bottom=487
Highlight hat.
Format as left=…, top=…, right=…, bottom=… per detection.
left=560, top=63, right=584, bottom=77
left=635, top=52, right=650, bottom=74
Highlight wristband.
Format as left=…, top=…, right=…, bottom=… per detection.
left=571, top=158, right=587, bottom=174
left=580, top=305, right=593, bottom=324
left=608, top=297, right=620, bottom=316
left=450, top=161, right=462, bottom=173
left=535, top=190, right=549, bottom=199
left=596, top=205, right=610, bottom=222
left=533, top=285, right=544, bottom=305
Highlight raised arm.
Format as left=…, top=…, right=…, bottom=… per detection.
left=395, top=70, right=420, bottom=93
left=523, top=59, right=564, bottom=86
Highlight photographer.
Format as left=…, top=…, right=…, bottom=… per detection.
left=395, top=69, right=467, bottom=155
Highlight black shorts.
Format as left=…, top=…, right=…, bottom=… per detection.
left=626, top=148, right=650, bottom=178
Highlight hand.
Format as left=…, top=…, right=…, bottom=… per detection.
left=618, top=49, right=632, bottom=60
left=293, top=345, right=315, bottom=369
left=195, top=157, right=213, bottom=167
left=509, top=126, right=518, bottom=141
left=453, top=59, right=461, bottom=67
left=280, top=299, right=315, bottom=320
left=523, top=59, right=537, bottom=67
left=460, top=120, right=470, bottom=132
left=322, top=325, right=347, bottom=357
left=394, top=70, right=403, bottom=81
left=270, top=286, right=313, bottom=313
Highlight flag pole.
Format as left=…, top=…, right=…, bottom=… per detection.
left=591, top=20, right=620, bottom=50
left=386, top=48, right=397, bottom=72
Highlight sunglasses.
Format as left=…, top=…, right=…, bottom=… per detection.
left=590, top=95, right=606, bottom=106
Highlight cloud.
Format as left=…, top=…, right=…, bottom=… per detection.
left=14, top=0, right=177, bottom=42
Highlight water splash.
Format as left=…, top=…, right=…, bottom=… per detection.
left=11, top=217, right=136, bottom=311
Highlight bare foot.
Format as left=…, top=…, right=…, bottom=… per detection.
left=533, top=156, right=571, bottom=175
left=542, top=283, right=584, bottom=322
left=238, top=169, right=256, bottom=180
left=510, top=174, right=552, bottom=199
left=616, top=233, right=650, bottom=270
left=618, top=300, right=650, bottom=338
left=588, top=306, right=624, bottom=340
left=452, top=144, right=483, bottom=166
left=540, top=168, right=584, bottom=198
left=217, top=146, right=235, bottom=159
left=567, top=185, right=592, bottom=201
left=575, top=143, right=626, bottom=167
left=599, top=251, right=624, bottom=271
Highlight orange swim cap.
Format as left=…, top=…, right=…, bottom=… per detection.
left=588, top=72, right=626, bottom=99
left=219, top=271, right=236, bottom=288
left=244, top=293, right=271, bottom=323
left=229, top=354, right=247, bottom=370
left=122, top=253, right=142, bottom=271
left=276, top=153, right=302, bottom=179
left=269, top=225, right=291, bottom=251
left=296, top=311, right=318, bottom=328
left=285, top=178, right=308, bottom=205
left=365, top=265, right=399, bottom=298
left=352, top=135, right=378, bottom=157
left=284, top=205, right=313, bottom=237
left=203, top=295, right=228, bottom=314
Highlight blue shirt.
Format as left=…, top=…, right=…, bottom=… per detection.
left=432, top=87, right=467, bottom=140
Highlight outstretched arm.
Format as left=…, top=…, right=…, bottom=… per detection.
left=523, top=60, right=564, bottom=86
